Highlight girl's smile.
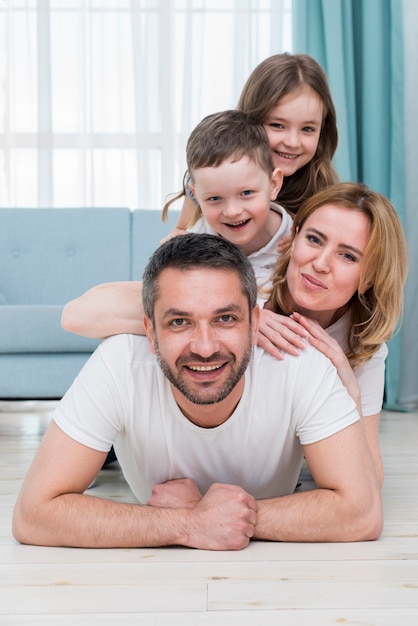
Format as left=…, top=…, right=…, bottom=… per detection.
left=263, top=85, right=324, bottom=178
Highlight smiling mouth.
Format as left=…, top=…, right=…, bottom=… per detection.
left=224, top=219, right=250, bottom=229
left=187, top=364, right=224, bottom=372
left=277, top=152, right=299, bottom=160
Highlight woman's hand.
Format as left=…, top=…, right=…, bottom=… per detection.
left=257, top=307, right=308, bottom=360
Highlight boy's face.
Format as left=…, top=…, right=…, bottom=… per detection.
left=190, top=157, right=283, bottom=256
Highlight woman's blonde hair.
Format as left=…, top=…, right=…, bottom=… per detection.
left=269, top=182, right=409, bottom=368
left=237, top=53, right=339, bottom=214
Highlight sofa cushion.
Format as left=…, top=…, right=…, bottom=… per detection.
left=0, top=305, right=100, bottom=353
left=131, top=209, right=180, bottom=279
left=0, top=353, right=93, bottom=399
left=0, top=208, right=132, bottom=304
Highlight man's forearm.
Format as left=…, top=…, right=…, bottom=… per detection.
left=13, top=483, right=257, bottom=550
left=14, top=492, right=194, bottom=548
left=254, top=488, right=383, bottom=543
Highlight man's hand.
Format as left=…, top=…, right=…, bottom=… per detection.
left=186, top=483, right=258, bottom=551
left=149, top=480, right=258, bottom=551
left=148, top=478, right=202, bottom=509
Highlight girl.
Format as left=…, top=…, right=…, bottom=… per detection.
left=163, top=53, right=338, bottom=230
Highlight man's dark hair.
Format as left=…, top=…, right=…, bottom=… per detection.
left=142, top=233, right=257, bottom=321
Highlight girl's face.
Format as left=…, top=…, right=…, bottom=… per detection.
left=285, top=204, right=371, bottom=328
left=263, top=85, right=324, bottom=178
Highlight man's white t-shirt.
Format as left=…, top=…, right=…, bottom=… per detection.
left=54, top=334, right=359, bottom=504
left=327, top=311, right=388, bottom=417
left=190, top=202, right=293, bottom=301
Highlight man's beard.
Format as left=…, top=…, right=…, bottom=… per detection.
left=153, top=336, right=253, bottom=406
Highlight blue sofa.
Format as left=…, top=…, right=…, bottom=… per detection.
left=0, top=208, right=179, bottom=399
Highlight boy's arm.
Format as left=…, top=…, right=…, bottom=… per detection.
left=61, top=281, right=144, bottom=339
left=13, top=421, right=257, bottom=550
left=254, top=420, right=383, bottom=542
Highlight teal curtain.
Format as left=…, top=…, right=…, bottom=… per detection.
left=292, top=0, right=406, bottom=410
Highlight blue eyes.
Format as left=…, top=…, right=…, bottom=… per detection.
left=307, top=235, right=321, bottom=245
left=306, top=235, right=358, bottom=263
left=206, top=190, right=253, bottom=201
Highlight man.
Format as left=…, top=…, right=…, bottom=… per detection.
left=13, top=234, right=382, bottom=550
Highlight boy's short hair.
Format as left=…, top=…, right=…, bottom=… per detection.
left=142, top=233, right=258, bottom=321
left=186, top=110, right=274, bottom=178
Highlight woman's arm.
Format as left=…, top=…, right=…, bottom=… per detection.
left=61, top=281, right=144, bottom=339
left=290, top=311, right=362, bottom=413
left=361, top=413, right=383, bottom=488
left=258, top=308, right=383, bottom=487
left=289, top=311, right=384, bottom=487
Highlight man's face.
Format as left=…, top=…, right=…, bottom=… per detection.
left=144, top=267, right=258, bottom=406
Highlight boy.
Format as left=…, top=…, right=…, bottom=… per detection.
left=61, top=110, right=292, bottom=338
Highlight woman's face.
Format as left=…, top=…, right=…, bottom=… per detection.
left=286, top=204, right=371, bottom=328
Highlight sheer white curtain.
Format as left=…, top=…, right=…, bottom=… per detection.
left=0, top=0, right=292, bottom=210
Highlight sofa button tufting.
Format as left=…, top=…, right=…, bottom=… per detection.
left=67, top=248, right=75, bottom=256
left=12, top=249, right=20, bottom=257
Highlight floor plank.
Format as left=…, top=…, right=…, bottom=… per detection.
left=1, top=404, right=418, bottom=623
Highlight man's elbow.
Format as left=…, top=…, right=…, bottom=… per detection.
left=352, top=492, right=383, bottom=542
left=12, top=503, right=33, bottom=545
left=12, top=500, right=46, bottom=546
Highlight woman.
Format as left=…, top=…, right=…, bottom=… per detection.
left=259, top=182, right=408, bottom=486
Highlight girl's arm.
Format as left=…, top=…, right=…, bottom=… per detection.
left=160, top=194, right=200, bottom=244
left=174, top=193, right=199, bottom=230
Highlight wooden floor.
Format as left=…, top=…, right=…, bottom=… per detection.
left=1, top=402, right=418, bottom=625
